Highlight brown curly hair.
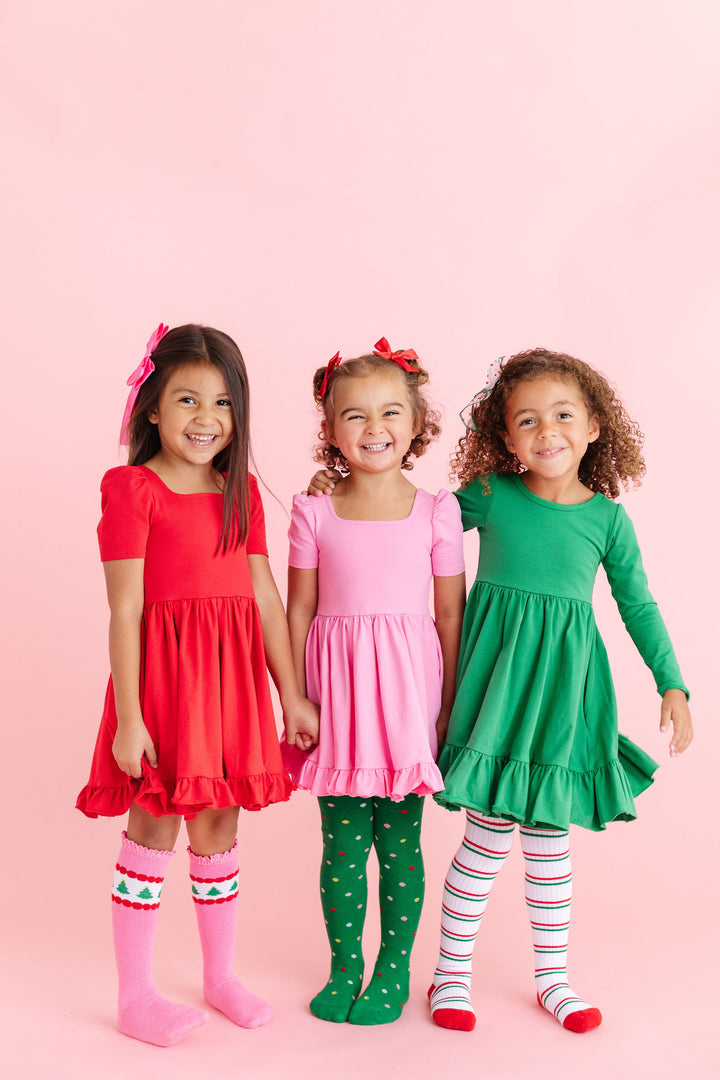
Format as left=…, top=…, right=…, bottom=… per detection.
left=451, top=348, right=645, bottom=498
left=313, top=352, right=442, bottom=472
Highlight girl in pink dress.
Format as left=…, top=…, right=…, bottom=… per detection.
left=77, top=324, right=318, bottom=1047
left=282, top=339, right=466, bottom=1025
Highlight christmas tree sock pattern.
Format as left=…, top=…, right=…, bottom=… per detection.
left=520, top=826, right=601, bottom=1033
left=189, top=841, right=271, bottom=1029
left=430, top=813, right=515, bottom=1031
left=348, top=794, right=425, bottom=1026
left=113, top=832, right=208, bottom=1047
left=310, top=796, right=374, bottom=1023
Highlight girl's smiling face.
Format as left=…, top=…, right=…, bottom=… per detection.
left=148, top=362, right=234, bottom=470
left=324, top=370, right=419, bottom=475
left=502, top=376, right=600, bottom=494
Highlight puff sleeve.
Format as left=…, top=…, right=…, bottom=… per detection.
left=454, top=477, right=494, bottom=532
left=288, top=494, right=319, bottom=569
left=430, top=489, right=466, bottom=577
left=246, top=474, right=269, bottom=556
left=97, top=467, right=153, bottom=561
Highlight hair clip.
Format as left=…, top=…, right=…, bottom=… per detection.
left=459, top=356, right=505, bottom=431
left=120, top=323, right=170, bottom=444
left=319, top=351, right=343, bottom=397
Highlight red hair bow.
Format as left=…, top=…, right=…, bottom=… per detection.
left=372, top=337, right=419, bottom=372
left=319, top=351, right=342, bottom=397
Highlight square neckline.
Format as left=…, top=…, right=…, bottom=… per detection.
left=326, top=489, right=420, bottom=524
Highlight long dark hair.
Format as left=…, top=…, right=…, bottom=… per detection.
left=124, top=324, right=251, bottom=549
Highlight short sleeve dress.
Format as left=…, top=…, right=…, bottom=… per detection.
left=281, top=489, right=465, bottom=800
left=435, top=474, right=688, bottom=831
left=76, top=465, right=293, bottom=819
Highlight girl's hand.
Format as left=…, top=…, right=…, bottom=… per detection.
left=660, top=688, right=693, bottom=756
left=305, top=469, right=341, bottom=497
left=112, top=718, right=158, bottom=778
left=284, top=696, right=320, bottom=751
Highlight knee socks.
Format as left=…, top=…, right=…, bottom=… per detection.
left=112, top=832, right=208, bottom=1046
left=430, top=813, right=514, bottom=1031
left=189, top=841, right=271, bottom=1028
left=519, top=826, right=601, bottom=1032
left=348, top=794, right=425, bottom=1026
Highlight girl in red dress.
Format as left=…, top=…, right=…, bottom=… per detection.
left=77, top=324, right=318, bottom=1047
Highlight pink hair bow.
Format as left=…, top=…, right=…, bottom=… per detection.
left=319, top=351, right=342, bottom=397
left=120, top=323, right=169, bottom=444
left=372, top=337, right=419, bottom=373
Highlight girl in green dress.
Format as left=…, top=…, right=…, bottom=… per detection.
left=429, top=348, right=693, bottom=1034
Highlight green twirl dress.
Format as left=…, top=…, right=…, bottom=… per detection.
left=435, top=474, right=687, bottom=831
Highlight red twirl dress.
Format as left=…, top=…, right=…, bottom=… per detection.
left=76, top=465, right=293, bottom=819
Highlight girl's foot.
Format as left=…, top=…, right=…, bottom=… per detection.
left=310, top=972, right=364, bottom=1023
left=537, top=989, right=602, bottom=1032
left=205, top=978, right=272, bottom=1029
left=347, top=965, right=407, bottom=1026
left=118, top=995, right=208, bottom=1047
left=428, top=982, right=476, bottom=1031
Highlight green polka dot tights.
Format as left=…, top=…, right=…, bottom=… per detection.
left=311, top=794, right=425, bottom=1025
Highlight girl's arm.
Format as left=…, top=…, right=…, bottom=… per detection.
left=287, top=566, right=319, bottom=697
left=603, top=506, right=693, bottom=756
left=248, top=554, right=319, bottom=749
left=433, top=572, right=466, bottom=747
left=104, top=558, right=158, bottom=778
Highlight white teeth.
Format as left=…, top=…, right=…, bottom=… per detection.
left=362, top=443, right=390, bottom=452
left=186, top=434, right=216, bottom=445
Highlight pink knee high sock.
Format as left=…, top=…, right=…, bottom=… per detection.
left=112, top=832, right=208, bottom=1046
left=189, top=842, right=272, bottom=1029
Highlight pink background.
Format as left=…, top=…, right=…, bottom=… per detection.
left=2, top=2, right=717, bottom=1077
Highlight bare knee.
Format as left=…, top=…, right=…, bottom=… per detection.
left=126, top=804, right=182, bottom=851
left=186, top=807, right=240, bottom=856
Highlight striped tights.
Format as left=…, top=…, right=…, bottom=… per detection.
left=430, top=812, right=601, bottom=1032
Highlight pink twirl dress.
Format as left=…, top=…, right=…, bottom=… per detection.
left=281, top=490, right=464, bottom=801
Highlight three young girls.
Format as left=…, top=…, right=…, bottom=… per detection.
left=80, top=330, right=692, bottom=1044
left=77, top=324, right=318, bottom=1046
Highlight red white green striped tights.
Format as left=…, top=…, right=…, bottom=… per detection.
left=430, top=812, right=601, bottom=1033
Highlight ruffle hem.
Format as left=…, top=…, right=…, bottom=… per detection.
left=282, top=742, right=443, bottom=802
left=76, top=766, right=293, bottom=820
left=434, top=733, right=658, bottom=832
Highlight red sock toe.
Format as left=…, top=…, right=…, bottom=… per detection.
left=432, top=1007, right=476, bottom=1031
left=563, top=1007, right=602, bottom=1033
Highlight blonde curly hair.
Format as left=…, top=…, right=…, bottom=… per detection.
left=452, top=348, right=645, bottom=498
left=313, top=352, right=442, bottom=472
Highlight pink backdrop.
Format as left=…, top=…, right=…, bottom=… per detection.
left=2, top=2, right=717, bottom=1077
